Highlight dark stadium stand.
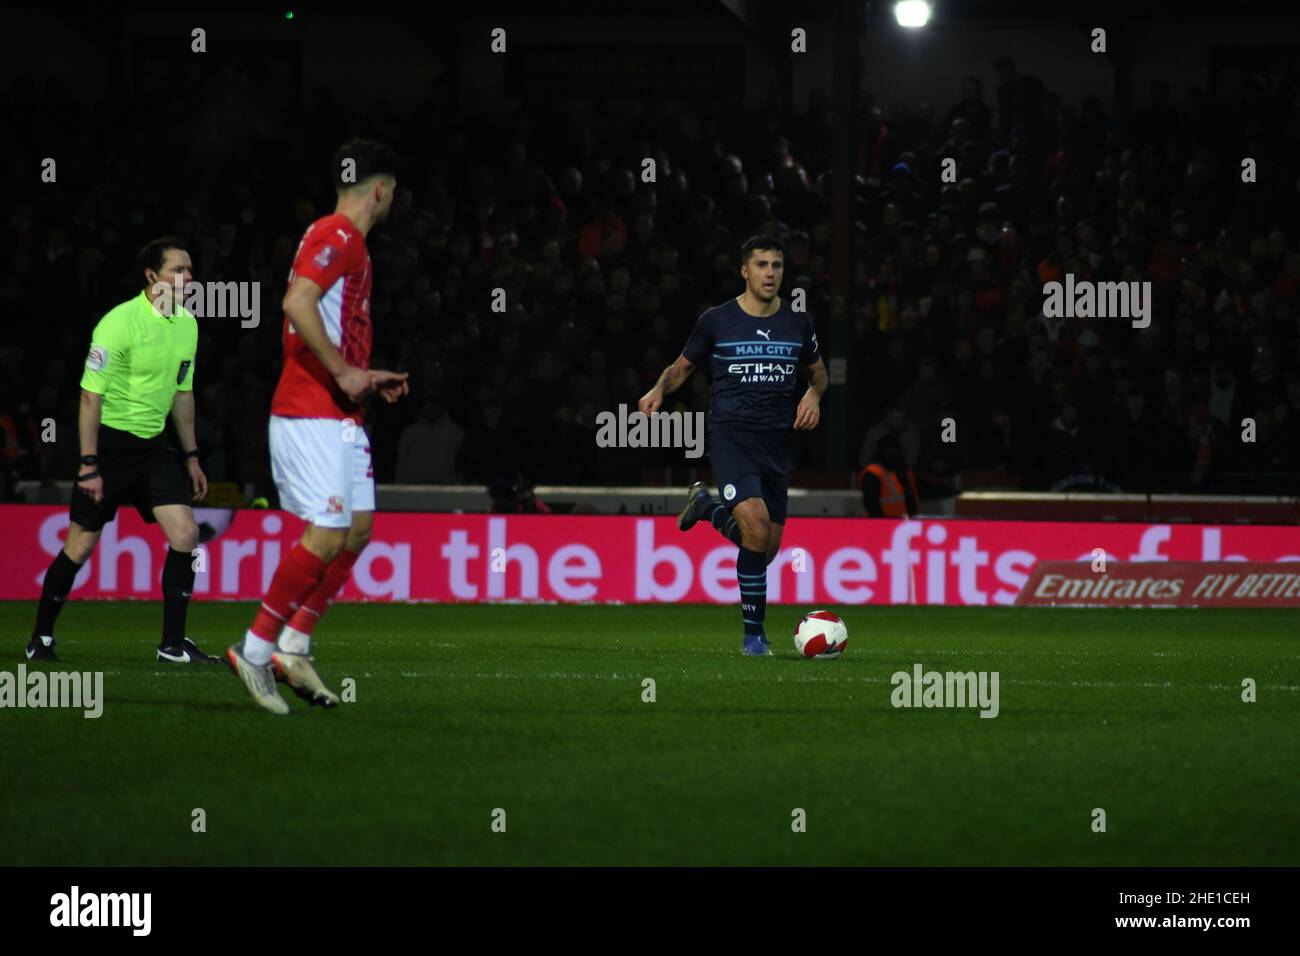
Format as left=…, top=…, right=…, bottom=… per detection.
left=3, top=48, right=1300, bottom=504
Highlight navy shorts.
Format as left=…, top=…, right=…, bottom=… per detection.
left=709, top=428, right=791, bottom=525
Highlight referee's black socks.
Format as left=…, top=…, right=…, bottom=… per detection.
left=32, top=551, right=83, bottom=637
left=161, top=547, right=196, bottom=645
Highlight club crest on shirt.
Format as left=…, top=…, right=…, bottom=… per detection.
left=86, top=345, right=108, bottom=372
left=723, top=483, right=737, bottom=501
left=327, top=495, right=344, bottom=514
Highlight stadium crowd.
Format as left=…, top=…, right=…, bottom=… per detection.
left=4, top=55, right=1300, bottom=503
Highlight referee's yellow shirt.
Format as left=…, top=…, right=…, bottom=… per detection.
left=79, top=291, right=198, bottom=439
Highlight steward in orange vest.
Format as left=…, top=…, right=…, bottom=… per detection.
left=858, top=435, right=919, bottom=517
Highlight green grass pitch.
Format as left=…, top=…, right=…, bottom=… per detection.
left=2, top=600, right=1297, bottom=866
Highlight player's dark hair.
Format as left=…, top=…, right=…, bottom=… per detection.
left=740, top=235, right=785, bottom=263
left=332, top=139, right=397, bottom=190
left=137, top=237, right=186, bottom=279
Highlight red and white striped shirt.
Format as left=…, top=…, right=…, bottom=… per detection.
left=271, top=213, right=373, bottom=421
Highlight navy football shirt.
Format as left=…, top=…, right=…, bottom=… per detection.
left=681, top=297, right=821, bottom=431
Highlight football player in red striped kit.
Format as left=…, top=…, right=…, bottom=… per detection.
left=227, top=140, right=409, bottom=715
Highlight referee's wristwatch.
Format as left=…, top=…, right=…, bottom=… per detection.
left=183, top=448, right=201, bottom=461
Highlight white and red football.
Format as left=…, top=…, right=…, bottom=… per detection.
left=793, top=610, right=848, bottom=659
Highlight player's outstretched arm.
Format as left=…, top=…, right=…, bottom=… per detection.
left=283, top=276, right=372, bottom=403
left=639, top=354, right=695, bottom=415
left=368, top=369, right=410, bottom=404
left=794, top=357, right=828, bottom=431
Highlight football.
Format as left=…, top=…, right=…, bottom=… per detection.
left=793, top=610, right=848, bottom=659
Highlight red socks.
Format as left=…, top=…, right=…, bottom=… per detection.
left=286, top=549, right=360, bottom=636
left=248, top=544, right=328, bottom=642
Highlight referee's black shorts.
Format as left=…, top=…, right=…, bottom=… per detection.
left=70, top=425, right=191, bottom=531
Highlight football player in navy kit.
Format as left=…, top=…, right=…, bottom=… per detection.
left=638, top=236, right=828, bottom=655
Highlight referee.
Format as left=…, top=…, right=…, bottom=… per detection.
left=25, top=238, right=220, bottom=665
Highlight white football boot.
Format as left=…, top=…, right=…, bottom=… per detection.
left=226, top=645, right=290, bottom=716
left=271, top=651, right=341, bottom=708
